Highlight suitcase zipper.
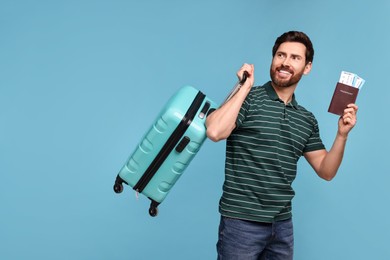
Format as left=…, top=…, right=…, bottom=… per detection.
left=133, top=91, right=206, bottom=193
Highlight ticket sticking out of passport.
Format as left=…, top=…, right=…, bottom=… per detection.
left=328, top=71, right=365, bottom=116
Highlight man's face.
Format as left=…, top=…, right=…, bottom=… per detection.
left=270, top=42, right=312, bottom=88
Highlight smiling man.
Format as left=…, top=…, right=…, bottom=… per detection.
left=206, top=31, right=358, bottom=260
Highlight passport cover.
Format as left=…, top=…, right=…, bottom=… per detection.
left=328, top=82, right=359, bottom=116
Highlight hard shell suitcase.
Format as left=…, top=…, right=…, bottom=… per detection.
left=113, top=85, right=216, bottom=216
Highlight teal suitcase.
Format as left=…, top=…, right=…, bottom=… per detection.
left=113, top=86, right=216, bottom=216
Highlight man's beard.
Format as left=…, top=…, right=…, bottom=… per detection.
left=270, top=65, right=304, bottom=88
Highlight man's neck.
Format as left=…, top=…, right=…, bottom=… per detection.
left=271, top=82, right=297, bottom=104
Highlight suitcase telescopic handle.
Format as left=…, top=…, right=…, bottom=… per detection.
left=222, top=70, right=250, bottom=105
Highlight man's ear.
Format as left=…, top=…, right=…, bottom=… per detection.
left=303, top=62, right=312, bottom=75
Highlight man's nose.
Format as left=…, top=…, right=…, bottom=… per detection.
left=282, top=57, right=291, bottom=66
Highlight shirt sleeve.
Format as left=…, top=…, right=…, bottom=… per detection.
left=235, top=88, right=253, bottom=129
left=303, top=116, right=326, bottom=153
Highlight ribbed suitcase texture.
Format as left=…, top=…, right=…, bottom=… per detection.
left=113, top=85, right=216, bottom=216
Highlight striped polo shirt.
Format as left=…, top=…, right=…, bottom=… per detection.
left=219, top=81, right=325, bottom=222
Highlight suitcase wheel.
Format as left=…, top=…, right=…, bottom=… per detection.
left=149, top=207, right=158, bottom=217
left=113, top=183, right=123, bottom=193
left=149, top=200, right=160, bottom=217
left=113, top=175, right=124, bottom=194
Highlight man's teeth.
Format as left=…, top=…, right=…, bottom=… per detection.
left=279, top=70, right=291, bottom=75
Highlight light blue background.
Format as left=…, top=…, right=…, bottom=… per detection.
left=1, top=0, right=389, bottom=259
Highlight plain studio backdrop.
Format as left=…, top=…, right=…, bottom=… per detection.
left=1, top=0, right=389, bottom=259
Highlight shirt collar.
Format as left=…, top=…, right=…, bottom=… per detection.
left=264, top=81, right=299, bottom=109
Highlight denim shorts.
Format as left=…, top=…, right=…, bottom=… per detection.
left=217, top=216, right=294, bottom=260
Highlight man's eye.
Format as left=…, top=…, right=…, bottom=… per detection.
left=292, top=56, right=301, bottom=61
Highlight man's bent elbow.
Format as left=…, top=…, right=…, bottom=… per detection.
left=206, top=125, right=233, bottom=142
left=322, top=175, right=335, bottom=182
left=319, top=172, right=336, bottom=182
left=206, top=128, right=224, bottom=142
left=205, top=119, right=235, bottom=142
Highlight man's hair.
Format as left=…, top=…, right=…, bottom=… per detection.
left=272, top=31, right=314, bottom=64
